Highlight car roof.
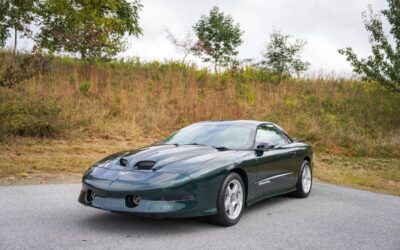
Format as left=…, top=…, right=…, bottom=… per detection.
left=196, top=120, right=285, bottom=131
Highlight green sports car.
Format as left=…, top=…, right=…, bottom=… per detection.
left=78, top=120, right=313, bottom=226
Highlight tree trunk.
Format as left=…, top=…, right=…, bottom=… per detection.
left=12, top=29, right=17, bottom=68
left=80, top=50, right=87, bottom=62
left=13, top=29, right=17, bottom=55
left=278, top=65, right=285, bottom=83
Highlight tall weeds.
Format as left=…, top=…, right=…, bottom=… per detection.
left=0, top=52, right=399, bottom=157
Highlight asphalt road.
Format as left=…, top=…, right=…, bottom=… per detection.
left=0, top=182, right=399, bottom=250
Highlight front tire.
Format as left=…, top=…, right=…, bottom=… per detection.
left=211, top=172, right=245, bottom=227
left=292, top=160, right=312, bottom=198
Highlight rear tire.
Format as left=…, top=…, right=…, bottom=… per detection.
left=292, top=160, right=312, bottom=198
left=210, top=172, right=245, bottom=227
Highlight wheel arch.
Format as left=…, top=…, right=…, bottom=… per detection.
left=303, top=155, right=313, bottom=169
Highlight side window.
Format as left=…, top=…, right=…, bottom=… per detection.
left=255, top=126, right=287, bottom=147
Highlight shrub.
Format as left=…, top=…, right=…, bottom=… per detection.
left=79, top=81, right=90, bottom=96
left=0, top=98, right=63, bottom=137
left=0, top=49, right=49, bottom=88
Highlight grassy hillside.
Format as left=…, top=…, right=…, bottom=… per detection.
left=0, top=52, right=399, bottom=194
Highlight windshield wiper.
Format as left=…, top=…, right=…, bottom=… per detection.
left=183, top=142, right=209, bottom=147
left=153, top=142, right=179, bottom=146
left=214, top=146, right=231, bottom=151
left=181, top=143, right=232, bottom=151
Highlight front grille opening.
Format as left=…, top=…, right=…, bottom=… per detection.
left=163, top=194, right=195, bottom=201
left=135, top=161, right=156, bottom=170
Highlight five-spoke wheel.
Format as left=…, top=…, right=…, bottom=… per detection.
left=212, top=172, right=245, bottom=226
left=224, top=179, right=244, bottom=220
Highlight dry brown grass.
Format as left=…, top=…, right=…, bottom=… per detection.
left=314, top=154, right=400, bottom=195
left=1, top=57, right=399, bottom=157
left=1, top=138, right=399, bottom=195
left=0, top=137, right=152, bottom=179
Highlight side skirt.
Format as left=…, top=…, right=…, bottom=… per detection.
left=245, top=187, right=297, bottom=207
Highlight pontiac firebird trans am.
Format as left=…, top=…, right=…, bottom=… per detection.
left=79, top=120, right=313, bottom=226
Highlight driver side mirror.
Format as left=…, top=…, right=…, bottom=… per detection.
left=255, top=142, right=275, bottom=152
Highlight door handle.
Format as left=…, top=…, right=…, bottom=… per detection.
left=291, top=152, right=296, bottom=157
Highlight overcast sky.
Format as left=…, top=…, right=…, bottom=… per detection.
left=6, top=0, right=388, bottom=75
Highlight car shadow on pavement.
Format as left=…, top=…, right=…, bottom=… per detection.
left=78, top=211, right=216, bottom=235
left=245, top=194, right=297, bottom=213
left=78, top=194, right=298, bottom=235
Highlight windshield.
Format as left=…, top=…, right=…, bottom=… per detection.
left=162, top=123, right=256, bottom=150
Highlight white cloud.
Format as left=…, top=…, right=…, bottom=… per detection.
left=5, top=0, right=389, bottom=73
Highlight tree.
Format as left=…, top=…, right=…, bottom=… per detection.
left=192, top=6, right=243, bottom=71
left=261, top=30, right=310, bottom=82
left=339, top=1, right=400, bottom=93
left=36, top=0, right=143, bottom=61
left=165, top=29, right=195, bottom=63
left=0, top=1, right=8, bottom=48
left=0, top=0, right=36, bottom=55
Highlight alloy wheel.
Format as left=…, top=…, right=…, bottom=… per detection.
left=302, top=164, right=312, bottom=193
left=224, top=179, right=244, bottom=220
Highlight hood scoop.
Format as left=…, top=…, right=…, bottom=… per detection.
left=134, top=161, right=156, bottom=170
left=119, top=158, right=156, bottom=170
left=119, top=158, right=129, bottom=167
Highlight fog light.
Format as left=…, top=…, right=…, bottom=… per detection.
left=125, top=194, right=141, bottom=208
left=86, top=190, right=95, bottom=203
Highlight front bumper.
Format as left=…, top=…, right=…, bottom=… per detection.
left=78, top=182, right=217, bottom=218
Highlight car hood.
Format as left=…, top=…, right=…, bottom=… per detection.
left=91, top=144, right=249, bottom=176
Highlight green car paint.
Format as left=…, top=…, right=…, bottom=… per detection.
left=78, top=120, right=312, bottom=218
